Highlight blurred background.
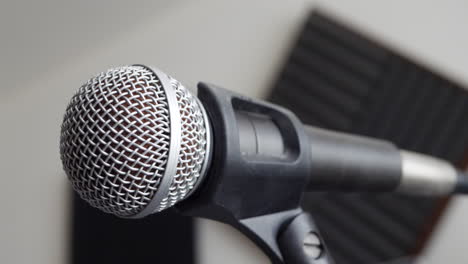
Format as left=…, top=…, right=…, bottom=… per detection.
left=2, top=0, right=468, bottom=263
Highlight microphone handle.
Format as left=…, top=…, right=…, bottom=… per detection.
left=305, top=126, right=459, bottom=196
left=204, top=83, right=465, bottom=197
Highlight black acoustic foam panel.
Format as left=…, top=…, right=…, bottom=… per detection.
left=268, top=11, right=468, bottom=264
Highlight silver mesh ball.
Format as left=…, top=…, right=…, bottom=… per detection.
left=60, top=65, right=210, bottom=217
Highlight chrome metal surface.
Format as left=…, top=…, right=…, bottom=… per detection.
left=398, top=151, right=457, bottom=195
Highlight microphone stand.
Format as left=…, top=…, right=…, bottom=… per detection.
left=177, top=83, right=333, bottom=264
left=184, top=206, right=332, bottom=264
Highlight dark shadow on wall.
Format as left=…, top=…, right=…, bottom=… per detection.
left=70, top=191, right=194, bottom=264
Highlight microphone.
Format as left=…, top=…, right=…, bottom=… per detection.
left=60, top=65, right=468, bottom=219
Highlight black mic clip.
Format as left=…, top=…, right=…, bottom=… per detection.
left=177, top=83, right=332, bottom=264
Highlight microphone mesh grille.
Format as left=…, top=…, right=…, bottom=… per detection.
left=158, top=76, right=207, bottom=211
left=60, top=65, right=208, bottom=217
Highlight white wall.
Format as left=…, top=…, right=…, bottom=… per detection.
left=1, top=1, right=468, bottom=263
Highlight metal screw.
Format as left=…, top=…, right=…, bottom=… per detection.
left=303, top=232, right=323, bottom=260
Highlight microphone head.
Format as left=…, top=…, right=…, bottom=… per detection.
left=60, top=65, right=211, bottom=218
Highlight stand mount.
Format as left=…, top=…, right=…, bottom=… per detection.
left=177, top=83, right=333, bottom=264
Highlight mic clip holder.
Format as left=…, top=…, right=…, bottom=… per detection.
left=177, top=83, right=333, bottom=264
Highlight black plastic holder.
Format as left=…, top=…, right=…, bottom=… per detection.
left=177, top=83, right=333, bottom=264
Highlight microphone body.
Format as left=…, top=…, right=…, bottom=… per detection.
left=305, top=126, right=458, bottom=195
left=60, top=65, right=464, bottom=220
left=221, top=86, right=459, bottom=197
